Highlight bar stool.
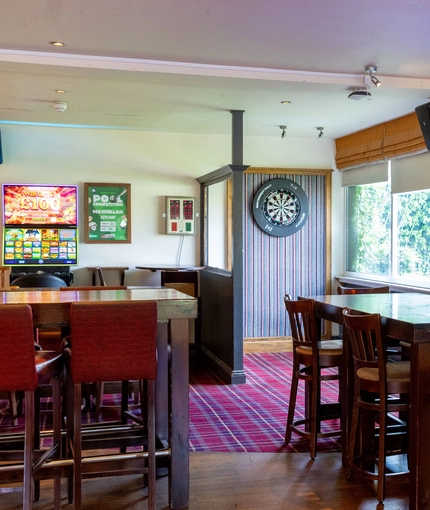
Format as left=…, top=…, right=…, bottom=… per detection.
left=342, top=308, right=410, bottom=506
left=0, top=304, right=63, bottom=509
left=63, top=300, right=159, bottom=510
left=60, top=285, right=133, bottom=419
left=284, top=296, right=343, bottom=459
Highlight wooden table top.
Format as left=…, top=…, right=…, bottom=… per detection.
left=0, top=287, right=198, bottom=324
left=0, top=286, right=194, bottom=302
left=311, top=292, right=430, bottom=329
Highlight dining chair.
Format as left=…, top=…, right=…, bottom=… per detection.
left=336, top=285, right=405, bottom=358
left=284, top=295, right=343, bottom=459
left=63, top=300, right=159, bottom=510
left=0, top=304, right=63, bottom=509
left=10, top=273, right=66, bottom=288
left=342, top=308, right=410, bottom=506
left=337, top=285, right=390, bottom=294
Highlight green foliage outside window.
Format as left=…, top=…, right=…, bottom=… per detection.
left=397, top=192, right=430, bottom=277
left=347, top=182, right=430, bottom=280
left=346, top=183, right=390, bottom=275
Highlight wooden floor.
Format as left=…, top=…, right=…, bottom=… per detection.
left=1, top=451, right=409, bottom=509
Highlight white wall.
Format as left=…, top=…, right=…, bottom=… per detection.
left=0, top=124, right=342, bottom=285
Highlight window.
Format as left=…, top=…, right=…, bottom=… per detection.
left=346, top=177, right=430, bottom=283
left=346, top=182, right=391, bottom=276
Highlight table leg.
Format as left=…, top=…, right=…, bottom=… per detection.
left=169, top=318, right=190, bottom=510
left=410, top=340, right=430, bottom=509
left=155, top=323, right=169, bottom=441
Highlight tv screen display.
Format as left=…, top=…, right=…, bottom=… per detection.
left=3, top=184, right=78, bottom=226
left=3, top=227, right=78, bottom=266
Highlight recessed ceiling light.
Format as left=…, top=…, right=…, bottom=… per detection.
left=49, top=41, right=66, bottom=47
left=55, top=89, right=66, bottom=93
left=280, top=101, right=291, bottom=105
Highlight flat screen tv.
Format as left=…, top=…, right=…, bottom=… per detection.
left=3, top=184, right=78, bottom=226
left=3, top=227, right=78, bottom=266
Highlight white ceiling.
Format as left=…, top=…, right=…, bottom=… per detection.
left=1, top=0, right=430, bottom=139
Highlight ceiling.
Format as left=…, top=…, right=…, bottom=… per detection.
left=1, top=0, right=430, bottom=139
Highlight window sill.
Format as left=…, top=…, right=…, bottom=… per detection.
left=335, top=275, right=430, bottom=295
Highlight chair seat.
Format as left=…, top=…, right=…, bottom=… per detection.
left=357, top=360, right=410, bottom=383
left=357, top=360, right=410, bottom=394
left=296, top=339, right=343, bottom=357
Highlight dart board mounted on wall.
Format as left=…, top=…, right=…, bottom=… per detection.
left=252, top=178, right=309, bottom=237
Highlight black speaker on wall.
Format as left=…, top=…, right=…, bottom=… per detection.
left=0, top=130, right=2, bottom=164
left=415, top=102, right=430, bottom=151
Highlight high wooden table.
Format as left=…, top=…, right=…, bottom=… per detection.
left=308, top=292, right=430, bottom=510
left=0, top=287, right=196, bottom=510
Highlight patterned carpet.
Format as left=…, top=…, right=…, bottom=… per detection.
left=0, top=352, right=342, bottom=454
left=189, top=351, right=342, bottom=453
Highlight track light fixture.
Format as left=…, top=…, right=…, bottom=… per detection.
left=348, top=65, right=381, bottom=100
left=317, top=127, right=324, bottom=139
left=365, top=65, right=382, bottom=87
left=280, top=125, right=286, bottom=138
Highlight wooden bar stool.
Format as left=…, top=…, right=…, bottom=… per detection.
left=342, top=308, right=410, bottom=507
left=284, top=296, right=343, bottom=459
left=0, top=304, right=63, bottom=509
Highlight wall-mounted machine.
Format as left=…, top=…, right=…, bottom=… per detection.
left=165, top=197, right=195, bottom=235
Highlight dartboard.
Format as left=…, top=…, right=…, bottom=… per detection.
left=252, top=178, right=309, bottom=237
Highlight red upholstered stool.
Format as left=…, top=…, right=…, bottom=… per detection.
left=63, top=301, right=159, bottom=510
left=0, top=304, right=63, bottom=510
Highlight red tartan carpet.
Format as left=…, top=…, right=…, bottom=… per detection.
left=189, top=351, right=342, bottom=453
left=0, top=352, right=341, bottom=454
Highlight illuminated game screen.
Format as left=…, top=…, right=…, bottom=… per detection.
left=3, top=184, right=78, bottom=226
left=3, top=227, right=78, bottom=266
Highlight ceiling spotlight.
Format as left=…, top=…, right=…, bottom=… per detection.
left=371, top=75, right=381, bottom=87
left=317, top=127, right=324, bottom=139
left=280, top=125, right=286, bottom=138
left=365, top=65, right=382, bottom=87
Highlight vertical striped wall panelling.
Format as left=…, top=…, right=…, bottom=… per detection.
left=244, top=173, right=329, bottom=338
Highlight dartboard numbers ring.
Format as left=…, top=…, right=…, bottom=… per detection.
left=252, top=178, right=309, bottom=237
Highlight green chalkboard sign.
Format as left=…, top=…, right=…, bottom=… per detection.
left=84, top=183, right=131, bottom=243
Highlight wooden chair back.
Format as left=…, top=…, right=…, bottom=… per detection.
left=0, top=266, right=11, bottom=288
left=284, top=295, right=318, bottom=351
left=342, top=308, right=386, bottom=389
left=61, top=286, right=126, bottom=291
left=337, top=285, right=390, bottom=295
